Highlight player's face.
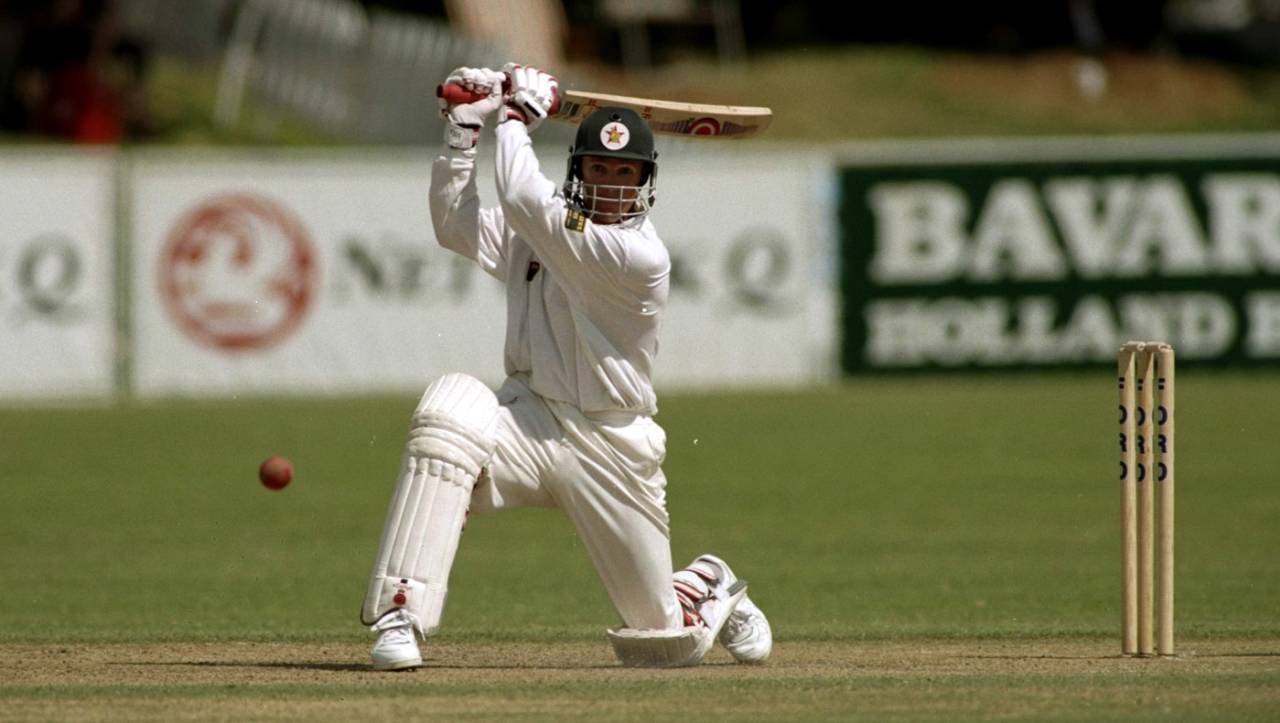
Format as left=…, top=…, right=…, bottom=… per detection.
left=580, top=156, right=645, bottom=224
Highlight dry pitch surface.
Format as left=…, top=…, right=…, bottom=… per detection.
left=3, top=638, right=1278, bottom=722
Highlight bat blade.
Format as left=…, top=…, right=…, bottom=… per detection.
left=556, top=90, right=771, bottom=139
left=436, top=82, right=771, bottom=139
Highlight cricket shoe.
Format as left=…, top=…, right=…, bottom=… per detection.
left=370, top=608, right=423, bottom=671
left=688, top=554, right=773, bottom=663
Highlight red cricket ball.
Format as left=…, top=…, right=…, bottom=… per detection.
left=258, top=455, right=293, bottom=490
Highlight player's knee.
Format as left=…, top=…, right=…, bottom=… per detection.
left=407, top=373, right=500, bottom=472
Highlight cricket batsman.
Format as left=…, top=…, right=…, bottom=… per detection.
left=360, top=63, right=771, bottom=670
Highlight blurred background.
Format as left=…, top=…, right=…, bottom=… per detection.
left=2, top=0, right=1280, bottom=146
left=4, top=0, right=1280, bottom=404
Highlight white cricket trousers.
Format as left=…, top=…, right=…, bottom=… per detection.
left=469, top=373, right=682, bottom=630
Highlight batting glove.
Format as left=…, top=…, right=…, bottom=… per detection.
left=439, top=67, right=505, bottom=149
left=501, top=62, right=557, bottom=133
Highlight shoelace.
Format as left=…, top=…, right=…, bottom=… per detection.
left=380, top=625, right=414, bottom=645
left=720, top=612, right=752, bottom=644
left=373, top=609, right=422, bottom=635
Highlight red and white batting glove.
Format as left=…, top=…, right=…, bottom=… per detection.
left=501, top=62, right=557, bottom=133
left=438, top=67, right=505, bottom=149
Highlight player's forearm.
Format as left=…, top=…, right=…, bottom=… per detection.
left=429, top=149, right=486, bottom=258
left=493, top=122, right=606, bottom=265
left=493, top=121, right=559, bottom=240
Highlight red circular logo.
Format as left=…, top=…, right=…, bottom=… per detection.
left=159, top=194, right=316, bottom=352
left=689, top=117, right=722, bottom=135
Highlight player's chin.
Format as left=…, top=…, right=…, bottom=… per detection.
left=587, top=207, right=624, bottom=225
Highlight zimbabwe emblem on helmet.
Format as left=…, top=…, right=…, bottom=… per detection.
left=600, top=122, right=630, bottom=150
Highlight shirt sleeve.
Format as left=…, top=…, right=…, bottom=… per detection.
left=430, top=146, right=509, bottom=281
left=494, top=121, right=664, bottom=297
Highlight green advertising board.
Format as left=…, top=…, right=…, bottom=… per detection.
left=839, top=137, right=1280, bottom=373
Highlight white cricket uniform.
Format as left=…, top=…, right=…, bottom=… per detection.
left=429, top=119, right=680, bottom=630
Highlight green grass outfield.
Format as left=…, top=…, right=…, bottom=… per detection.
left=2, top=373, right=1278, bottom=720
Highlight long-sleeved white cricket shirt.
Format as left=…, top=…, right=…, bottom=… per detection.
left=429, top=120, right=670, bottom=415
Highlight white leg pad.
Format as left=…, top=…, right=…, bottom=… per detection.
left=607, top=580, right=747, bottom=667
left=362, top=373, right=499, bottom=636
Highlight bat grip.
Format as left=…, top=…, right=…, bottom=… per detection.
left=436, top=77, right=560, bottom=114
left=436, top=82, right=494, bottom=105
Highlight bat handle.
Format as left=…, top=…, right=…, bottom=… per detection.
left=436, top=82, right=495, bottom=105
left=436, top=76, right=560, bottom=114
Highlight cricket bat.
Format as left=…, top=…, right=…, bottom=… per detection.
left=437, top=80, right=771, bottom=139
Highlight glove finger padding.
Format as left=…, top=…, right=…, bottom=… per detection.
left=443, top=66, right=503, bottom=95
left=438, top=67, right=505, bottom=118
left=443, top=66, right=467, bottom=89
left=502, top=62, right=557, bottom=132
left=460, top=67, right=505, bottom=93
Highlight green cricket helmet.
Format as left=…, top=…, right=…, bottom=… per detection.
left=563, top=106, right=658, bottom=224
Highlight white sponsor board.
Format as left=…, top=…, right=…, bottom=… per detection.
left=129, top=147, right=829, bottom=397
left=130, top=151, right=507, bottom=396
left=0, top=153, right=115, bottom=400
left=652, top=148, right=830, bottom=387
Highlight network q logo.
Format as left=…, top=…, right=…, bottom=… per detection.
left=158, top=194, right=316, bottom=352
